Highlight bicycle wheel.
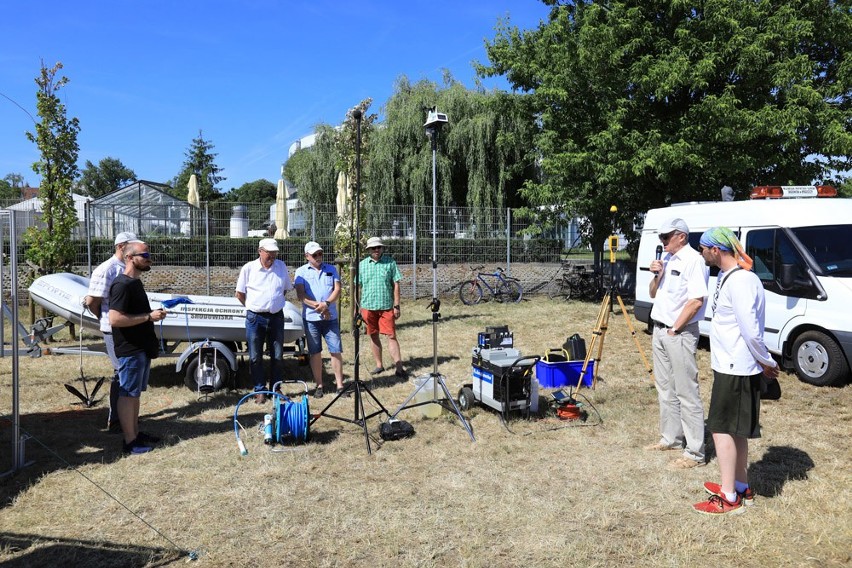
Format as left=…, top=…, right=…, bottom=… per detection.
left=498, top=280, right=523, bottom=303
left=547, top=279, right=570, bottom=301
left=459, top=281, right=483, bottom=305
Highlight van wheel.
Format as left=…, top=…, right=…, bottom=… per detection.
left=792, top=331, right=849, bottom=387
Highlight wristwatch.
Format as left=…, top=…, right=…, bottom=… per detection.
left=393, top=305, right=400, bottom=309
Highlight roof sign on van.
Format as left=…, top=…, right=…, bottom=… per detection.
left=750, top=185, right=837, bottom=199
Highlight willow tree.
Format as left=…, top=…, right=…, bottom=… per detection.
left=369, top=75, right=537, bottom=232
left=24, top=61, right=80, bottom=273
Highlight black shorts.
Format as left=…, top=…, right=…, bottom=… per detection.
left=706, top=371, right=762, bottom=439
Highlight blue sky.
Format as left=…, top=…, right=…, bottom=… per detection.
left=0, top=1, right=547, bottom=192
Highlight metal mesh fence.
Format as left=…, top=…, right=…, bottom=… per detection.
left=2, top=199, right=621, bottom=301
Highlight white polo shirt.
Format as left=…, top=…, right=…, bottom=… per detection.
left=235, top=258, right=293, bottom=313
left=650, top=245, right=709, bottom=327
left=87, top=256, right=125, bottom=333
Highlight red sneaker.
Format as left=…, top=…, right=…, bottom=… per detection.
left=704, top=481, right=754, bottom=506
left=692, top=494, right=744, bottom=515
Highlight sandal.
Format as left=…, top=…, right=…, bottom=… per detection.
left=314, top=386, right=324, bottom=399
left=369, top=367, right=385, bottom=376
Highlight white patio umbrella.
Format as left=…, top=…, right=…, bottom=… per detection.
left=335, top=171, right=349, bottom=230
left=187, top=174, right=200, bottom=207
left=274, top=179, right=289, bottom=240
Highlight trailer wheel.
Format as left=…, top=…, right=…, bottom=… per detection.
left=184, top=354, right=230, bottom=392
left=792, top=330, right=850, bottom=387
left=457, top=386, right=475, bottom=411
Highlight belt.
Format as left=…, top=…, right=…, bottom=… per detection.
left=248, top=309, right=282, bottom=316
left=652, top=320, right=668, bottom=329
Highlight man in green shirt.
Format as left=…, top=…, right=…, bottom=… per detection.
left=359, top=236, right=407, bottom=378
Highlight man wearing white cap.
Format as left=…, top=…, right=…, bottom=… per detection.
left=647, top=217, right=709, bottom=469
left=235, top=238, right=294, bottom=403
left=295, top=241, right=344, bottom=398
left=358, top=236, right=406, bottom=378
left=85, top=231, right=140, bottom=431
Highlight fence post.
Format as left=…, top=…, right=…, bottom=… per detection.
left=506, top=207, right=511, bottom=276
left=412, top=204, right=417, bottom=300
left=311, top=205, right=316, bottom=241
left=205, top=202, right=211, bottom=296
left=85, top=201, right=92, bottom=276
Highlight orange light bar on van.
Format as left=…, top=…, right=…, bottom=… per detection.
left=750, top=185, right=837, bottom=199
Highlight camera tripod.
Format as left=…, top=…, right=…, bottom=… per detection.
left=308, top=109, right=390, bottom=454
left=576, top=218, right=654, bottom=389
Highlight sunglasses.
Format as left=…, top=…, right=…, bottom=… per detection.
left=659, top=232, right=676, bottom=242
left=310, top=251, right=323, bottom=258
left=129, top=252, right=151, bottom=259
left=370, top=246, right=384, bottom=250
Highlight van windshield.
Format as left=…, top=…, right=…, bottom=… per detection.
left=793, top=225, right=852, bottom=276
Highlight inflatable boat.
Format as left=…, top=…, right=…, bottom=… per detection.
left=28, top=272, right=305, bottom=345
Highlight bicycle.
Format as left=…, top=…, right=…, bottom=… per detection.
left=547, top=261, right=600, bottom=301
left=458, top=265, right=523, bottom=305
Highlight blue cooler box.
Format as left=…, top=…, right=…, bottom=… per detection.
left=536, top=359, right=595, bottom=388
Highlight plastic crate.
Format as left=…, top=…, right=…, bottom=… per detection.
left=535, top=359, right=594, bottom=388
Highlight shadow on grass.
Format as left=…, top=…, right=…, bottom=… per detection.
left=0, top=361, right=312, bottom=509
left=0, top=532, right=183, bottom=568
left=749, top=445, right=815, bottom=498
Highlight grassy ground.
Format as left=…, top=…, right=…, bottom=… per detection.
left=0, top=297, right=850, bottom=567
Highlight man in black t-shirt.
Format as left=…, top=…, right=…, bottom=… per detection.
left=109, top=241, right=167, bottom=455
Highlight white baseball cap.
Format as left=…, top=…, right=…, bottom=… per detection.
left=258, top=238, right=279, bottom=252
left=114, top=232, right=138, bottom=245
left=304, top=241, right=323, bottom=255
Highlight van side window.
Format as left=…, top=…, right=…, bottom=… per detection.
left=747, top=229, right=815, bottom=297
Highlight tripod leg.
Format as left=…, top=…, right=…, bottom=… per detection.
left=614, top=294, right=655, bottom=385
left=436, top=376, right=475, bottom=441
left=352, top=381, right=372, bottom=454
left=579, top=291, right=610, bottom=390
left=591, top=295, right=613, bottom=389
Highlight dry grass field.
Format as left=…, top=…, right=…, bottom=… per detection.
left=1, top=296, right=850, bottom=567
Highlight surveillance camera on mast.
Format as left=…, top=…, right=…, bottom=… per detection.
left=424, top=107, right=448, bottom=129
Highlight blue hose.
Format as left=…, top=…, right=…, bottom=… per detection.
left=233, top=390, right=310, bottom=455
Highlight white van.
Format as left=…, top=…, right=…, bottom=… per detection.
left=634, top=186, right=852, bottom=387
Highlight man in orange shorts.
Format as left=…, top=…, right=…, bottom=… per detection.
left=359, top=237, right=407, bottom=378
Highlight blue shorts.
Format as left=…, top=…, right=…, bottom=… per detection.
left=305, top=319, right=342, bottom=355
left=117, top=351, right=151, bottom=397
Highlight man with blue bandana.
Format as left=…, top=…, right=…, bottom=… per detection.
left=693, top=227, right=778, bottom=515
left=646, top=217, right=709, bottom=469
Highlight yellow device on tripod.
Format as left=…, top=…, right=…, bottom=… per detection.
left=577, top=206, right=654, bottom=388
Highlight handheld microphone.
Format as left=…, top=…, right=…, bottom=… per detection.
left=653, top=245, right=663, bottom=275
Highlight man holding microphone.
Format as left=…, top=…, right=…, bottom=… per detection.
left=646, top=218, right=709, bottom=469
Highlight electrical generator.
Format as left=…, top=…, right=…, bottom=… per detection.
left=457, top=327, right=539, bottom=418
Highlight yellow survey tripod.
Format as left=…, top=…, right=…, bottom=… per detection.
left=577, top=205, right=654, bottom=388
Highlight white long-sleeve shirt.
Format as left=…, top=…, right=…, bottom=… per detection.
left=710, top=268, right=776, bottom=375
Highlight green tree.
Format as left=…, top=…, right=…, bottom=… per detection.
left=172, top=130, right=226, bottom=201
left=0, top=173, right=26, bottom=200
left=78, top=157, right=136, bottom=197
left=480, top=0, right=852, bottom=251
left=24, top=61, right=80, bottom=272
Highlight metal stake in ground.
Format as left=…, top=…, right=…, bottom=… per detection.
left=389, top=108, right=475, bottom=441
left=578, top=205, right=654, bottom=389
left=309, top=108, right=391, bottom=454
